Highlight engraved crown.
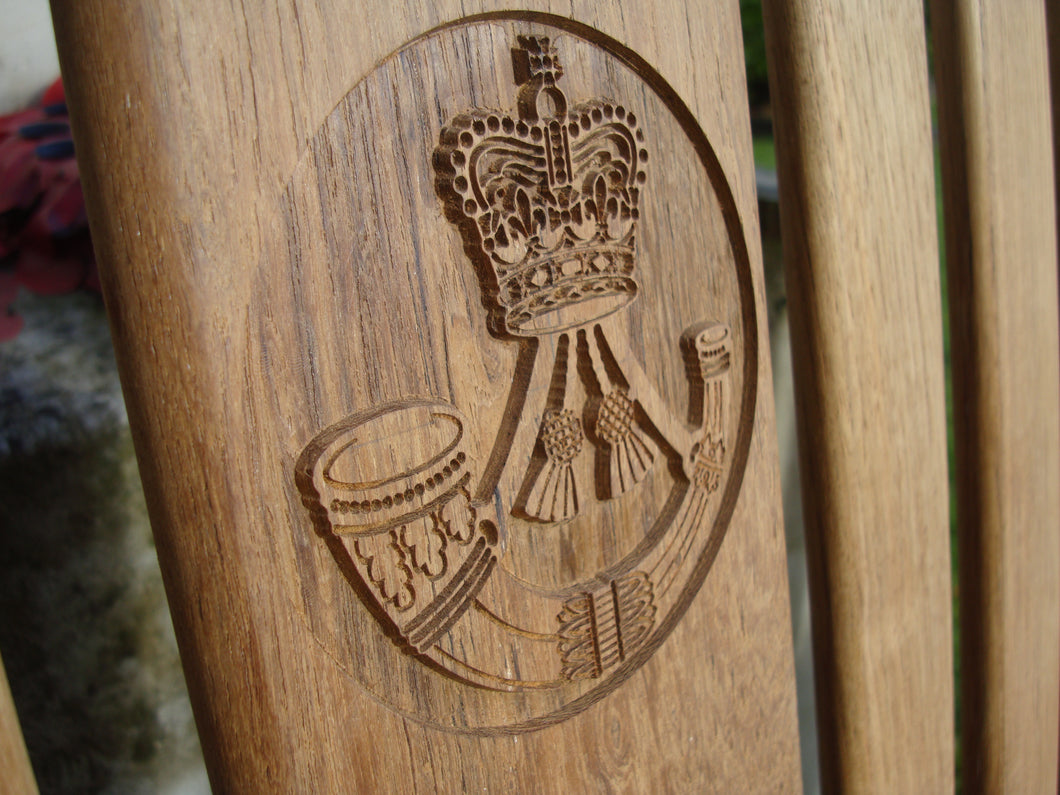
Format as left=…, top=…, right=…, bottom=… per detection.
left=436, top=36, right=648, bottom=337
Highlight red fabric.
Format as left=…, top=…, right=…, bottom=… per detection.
left=0, top=79, right=96, bottom=340
left=41, top=78, right=65, bottom=107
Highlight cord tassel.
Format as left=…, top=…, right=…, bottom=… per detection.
left=582, top=330, right=657, bottom=499
left=521, top=335, right=584, bottom=522
left=596, top=388, right=655, bottom=497
left=524, top=410, right=582, bottom=522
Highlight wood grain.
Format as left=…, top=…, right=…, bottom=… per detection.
left=930, top=1, right=1060, bottom=791
left=0, top=654, right=37, bottom=795
left=50, top=2, right=800, bottom=791
left=761, top=1, right=955, bottom=791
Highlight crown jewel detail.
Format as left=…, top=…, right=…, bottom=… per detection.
left=436, top=36, right=648, bottom=336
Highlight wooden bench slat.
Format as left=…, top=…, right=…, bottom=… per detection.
left=51, top=2, right=802, bottom=790
left=762, top=2, right=955, bottom=790
left=0, top=654, right=38, bottom=795
left=931, top=1, right=1060, bottom=790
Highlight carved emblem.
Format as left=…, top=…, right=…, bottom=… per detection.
left=435, top=36, right=643, bottom=339
left=286, top=27, right=754, bottom=728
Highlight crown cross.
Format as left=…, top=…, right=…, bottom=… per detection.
left=512, top=35, right=564, bottom=85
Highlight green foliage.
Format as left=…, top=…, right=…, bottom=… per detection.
left=741, top=0, right=770, bottom=107
left=752, top=136, right=776, bottom=169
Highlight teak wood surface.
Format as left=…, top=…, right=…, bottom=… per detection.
left=763, top=1, right=955, bottom=792
left=932, top=0, right=1060, bottom=791
left=0, top=654, right=37, bottom=795
left=51, top=2, right=801, bottom=791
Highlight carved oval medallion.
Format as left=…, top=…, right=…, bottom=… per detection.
left=272, top=16, right=756, bottom=732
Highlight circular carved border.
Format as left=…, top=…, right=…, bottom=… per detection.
left=273, top=13, right=758, bottom=732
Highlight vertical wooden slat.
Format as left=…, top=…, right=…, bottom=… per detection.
left=1042, top=1, right=1060, bottom=778
left=51, top=2, right=801, bottom=790
left=761, top=2, right=955, bottom=791
left=0, top=654, right=38, bottom=795
left=931, top=1, right=1060, bottom=791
